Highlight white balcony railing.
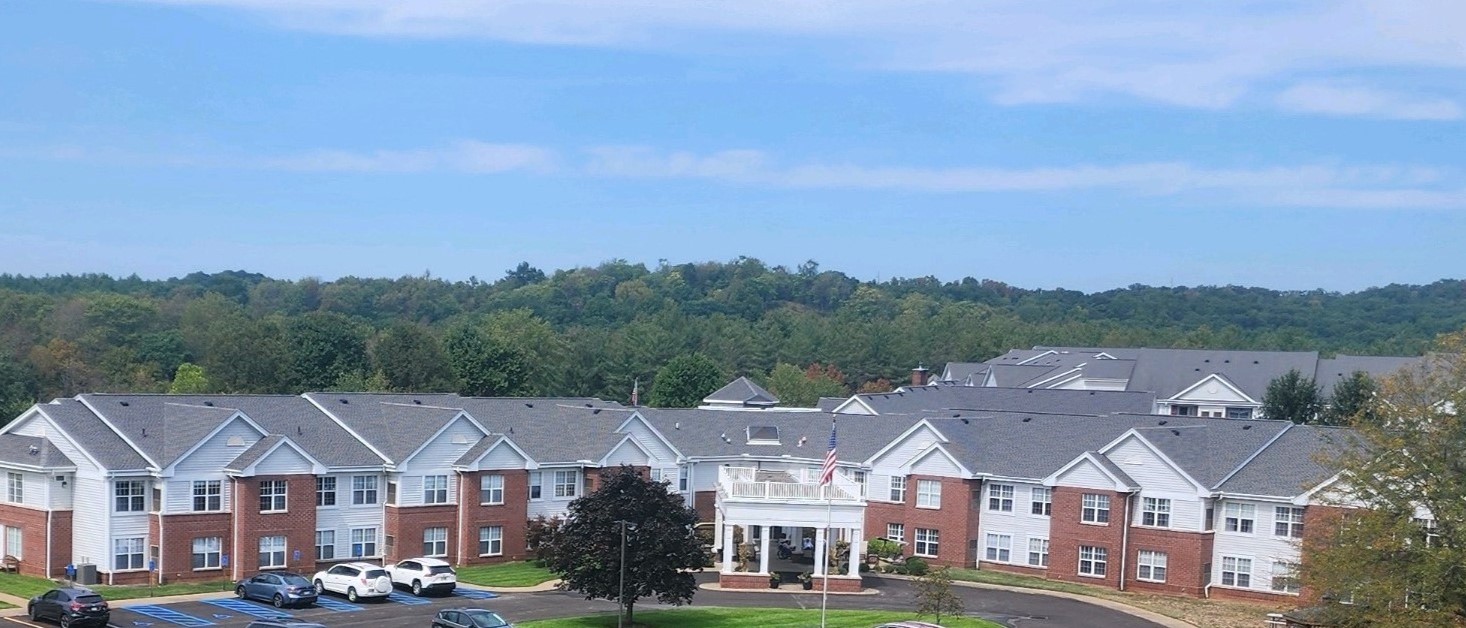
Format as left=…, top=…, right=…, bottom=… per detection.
left=717, top=466, right=864, bottom=503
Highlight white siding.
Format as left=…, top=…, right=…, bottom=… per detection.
left=1210, top=498, right=1304, bottom=595
left=3, top=471, right=46, bottom=509
left=316, top=472, right=384, bottom=561
left=621, top=419, right=678, bottom=463
left=1174, top=375, right=1251, bottom=403
left=478, top=442, right=527, bottom=470
left=977, top=481, right=1054, bottom=569
left=1054, top=459, right=1115, bottom=490
left=1107, top=437, right=1204, bottom=531
left=691, top=462, right=720, bottom=492
left=72, top=475, right=110, bottom=568
left=166, top=479, right=232, bottom=514
left=167, top=418, right=260, bottom=513
left=396, top=416, right=485, bottom=506
left=48, top=473, right=73, bottom=510
left=869, top=425, right=944, bottom=473
left=253, top=445, right=313, bottom=476
left=603, top=440, right=649, bottom=467
left=908, top=448, right=961, bottom=477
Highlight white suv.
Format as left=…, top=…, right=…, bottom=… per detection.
left=388, top=557, right=458, bottom=596
left=312, top=562, right=393, bottom=602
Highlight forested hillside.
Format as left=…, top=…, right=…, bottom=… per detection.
left=1, top=258, right=1462, bottom=419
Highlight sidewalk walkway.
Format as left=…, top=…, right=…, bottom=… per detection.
left=878, top=573, right=1195, bottom=628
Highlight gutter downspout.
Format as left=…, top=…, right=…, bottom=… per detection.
left=1119, top=491, right=1134, bottom=592
left=158, top=508, right=165, bottom=585
left=455, top=470, right=466, bottom=567
left=46, top=509, right=53, bottom=579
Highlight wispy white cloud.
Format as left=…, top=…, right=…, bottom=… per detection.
left=127, top=0, right=1466, bottom=115
left=256, top=140, right=557, bottom=173
left=1276, top=82, right=1462, bottom=120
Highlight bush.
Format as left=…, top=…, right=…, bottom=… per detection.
left=525, top=515, right=563, bottom=563
left=859, top=562, right=871, bottom=573
left=904, top=557, right=929, bottom=576
left=867, top=538, right=902, bottom=559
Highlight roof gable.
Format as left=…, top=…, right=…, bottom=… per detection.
left=1046, top=451, right=1140, bottom=491
left=702, top=376, right=779, bottom=407
left=1170, top=373, right=1254, bottom=404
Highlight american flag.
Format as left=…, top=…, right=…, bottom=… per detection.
left=819, top=419, right=838, bottom=486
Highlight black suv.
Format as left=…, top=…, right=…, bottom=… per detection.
left=27, top=587, right=110, bottom=627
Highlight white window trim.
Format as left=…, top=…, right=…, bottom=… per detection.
left=1081, top=494, right=1111, bottom=525
left=1030, top=487, right=1052, bottom=517
left=423, top=527, right=449, bottom=557
left=260, top=480, right=288, bottom=513
left=529, top=471, right=543, bottom=501
left=259, top=535, right=287, bottom=570
left=915, top=479, right=942, bottom=509
left=316, top=476, right=338, bottom=508
left=984, top=533, right=1012, bottom=563
left=192, top=480, right=222, bottom=512
left=113, top=537, right=145, bottom=572
left=423, top=475, right=450, bottom=505
left=351, top=475, right=379, bottom=506
left=886, top=523, right=904, bottom=543
left=1136, top=550, right=1167, bottom=583
left=1223, top=503, right=1256, bottom=534
left=1141, top=497, right=1171, bottom=528
left=481, top=474, right=505, bottom=505
left=1077, top=545, right=1108, bottom=578
left=987, top=484, right=1014, bottom=512
left=888, top=476, right=906, bottom=503
left=192, top=537, right=222, bottom=571
left=1220, top=555, right=1253, bottom=588
left=315, top=530, right=336, bottom=562
left=552, top=470, right=579, bottom=499
left=350, top=527, right=378, bottom=559
left=479, top=526, right=504, bottom=557
left=913, top=528, right=939, bottom=558
left=1026, top=537, right=1049, bottom=568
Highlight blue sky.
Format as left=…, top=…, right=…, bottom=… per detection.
left=1, top=1, right=1463, bottom=292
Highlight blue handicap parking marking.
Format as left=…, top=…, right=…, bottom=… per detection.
left=126, top=605, right=215, bottom=627
left=386, top=591, right=433, bottom=605
left=202, top=598, right=292, bottom=619
left=453, top=589, right=499, bottom=600
left=312, top=596, right=364, bottom=612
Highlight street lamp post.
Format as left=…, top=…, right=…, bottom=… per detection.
left=617, top=520, right=635, bottom=628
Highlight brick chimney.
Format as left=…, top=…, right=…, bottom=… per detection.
left=911, top=364, right=930, bottom=387
left=630, top=378, right=640, bottom=407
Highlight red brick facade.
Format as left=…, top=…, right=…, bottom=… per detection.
left=693, top=491, right=716, bottom=523
left=0, top=502, right=53, bottom=577
left=48, top=510, right=72, bottom=579
left=1126, top=526, right=1213, bottom=596
left=157, top=512, right=232, bottom=584
left=1048, top=487, right=1127, bottom=588
left=456, top=470, right=531, bottom=565
left=230, top=474, right=318, bottom=580
left=384, top=503, right=457, bottom=564
left=863, top=475, right=979, bottom=569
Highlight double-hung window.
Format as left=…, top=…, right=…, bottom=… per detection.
left=192, top=480, right=221, bottom=511
left=113, top=537, right=145, bottom=570
left=916, top=480, right=941, bottom=509
left=677, top=467, right=689, bottom=492
left=1136, top=550, right=1167, bottom=582
left=316, top=477, right=337, bottom=507
left=1078, top=545, right=1107, bottom=577
left=1221, top=556, right=1252, bottom=587
left=886, top=523, right=904, bottom=543
left=889, top=476, right=906, bottom=502
left=423, top=527, right=448, bottom=557
left=984, top=533, right=1012, bottom=562
left=1271, top=561, right=1301, bottom=593
left=115, top=480, right=146, bottom=512
left=423, top=475, right=449, bottom=504
left=259, top=480, right=287, bottom=512
left=350, top=527, right=377, bottom=558
left=1274, top=507, right=1304, bottom=538
left=553, top=470, right=578, bottom=498
left=480, top=475, right=505, bottom=505
left=914, top=528, right=939, bottom=557
left=1224, top=503, right=1255, bottom=533
left=987, top=484, right=1014, bottom=512
left=315, top=530, right=336, bottom=561
left=1027, top=538, right=1049, bottom=567
left=529, top=472, right=543, bottom=500
left=1030, top=487, right=1052, bottom=516
left=1141, top=497, right=1171, bottom=527
left=192, top=537, right=221, bottom=570
left=5, top=473, right=20, bottom=503
left=479, top=526, right=503, bottom=556
left=259, top=536, right=286, bottom=569
left=1081, top=494, right=1110, bottom=524
left=351, top=476, right=378, bottom=505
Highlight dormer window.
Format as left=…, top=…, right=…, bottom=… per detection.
left=745, top=426, right=780, bottom=445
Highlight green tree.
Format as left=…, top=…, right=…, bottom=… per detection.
left=913, top=565, right=964, bottom=624
left=544, top=466, right=705, bottom=626
left=373, top=323, right=455, bottom=392
left=283, top=312, right=371, bottom=392
left=1323, top=370, right=1379, bottom=426
left=167, top=362, right=211, bottom=394
left=764, top=362, right=848, bottom=407
left=648, top=353, right=723, bottom=408
left=0, top=357, right=36, bottom=424
left=443, top=323, right=531, bottom=397
left=1303, top=339, right=1466, bottom=626
left=1262, top=368, right=1323, bottom=424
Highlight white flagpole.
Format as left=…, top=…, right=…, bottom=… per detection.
left=820, top=490, right=831, bottom=627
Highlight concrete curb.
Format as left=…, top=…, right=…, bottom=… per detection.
left=877, top=574, right=1196, bottom=628
left=698, top=582, right=879, bottom=596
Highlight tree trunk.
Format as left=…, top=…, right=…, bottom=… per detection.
left=625, top=600, right=634, bottom=626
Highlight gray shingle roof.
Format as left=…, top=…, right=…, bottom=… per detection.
left=450, top=398, right=635, bottom=464
left=929, top=412, right=1217, bottom=480
left=224, top=434, right=286, bottom=473
left=1090, top=453, right=1139, bottom=489
left=304, top=393, right=470, bottom=464
left=1217, top=424, right=1355, bottom=497
left=1109, top=348, right=1318, bottom=400
left=938, top=362, right=989, bottom=385
left=816, top=397, right=847, bottom=412
left=36, top=398, right=150, bottom=470
left=842, top=386, right=1155, bottom=416
left=1130, top=420, right=1291, bottom=488
left=0, top=433, right=75, bottom=469
left=634, top=408, right=917, bottom=462
left=702, top=377, right=778, bottom=407
left=1315, top=355, right=1424, bottom=397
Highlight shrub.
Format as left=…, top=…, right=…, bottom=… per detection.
left=525, top=515, right=563, bottom=563
left=868, top=538, right=902, bottom=559
left=859, top=562, right=871, bottom=573
left=904, top=557, right=929, bottom=576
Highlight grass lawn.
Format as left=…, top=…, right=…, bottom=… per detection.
left=455, top=561, right=557, bottom=588
left=518, top=607, right=999, bottom=627
left=0, top=572, right=59, bottom=599
left=90, top=580, right=234, bottom=601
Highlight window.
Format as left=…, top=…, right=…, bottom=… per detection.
left=1274, top=507, right=1304, bottom=538
left=350, top=528, right=377, bottom=558
left=1170, top=404, right=1198, bottom=416
left=351, top=476, right=378, bottom=505
left=649, top=468, right=666, bottom=484
left=480, top=475, right=505, bottom=505
left=1081, top=494, right=1111, bottom=524
left=1030, top=487, right=1052, bottom=516
left=851, top=470, right=867, bottom=496
left=914, top=528, right=939, bottom=558
left=987, top=484, right=1014, bottom=512
left=114, top=537, right=145, bottom=570
left=916, top=480, right=941, bottom=509
left=5, top=472, right=20, bottom=503
left=114, top=480, right=146, bottom=512
left=192, top=480, right=221, bottom=512
left=553, top=470, right=578, bottom=498
left=678, top=467, right=689, bottom=492
left=1027, top=538, right=1049, bottom=567
left=386, top=480, right=397, bottom=505
left=1271, top=561, right=1301, bottom=594
left=1137, top=550, right=1167, bottom=582
left=889, top=476, right=906, bottom=502
left=984, top=534, right=1012, bottom=562
left=1142, top=498, right=1171, bottom=528
left=529, top=472, right=543, bottom=500
left=259, top=480, right=287, bottom=512
left=479, top=526, right=503, bottom=556
left=259, top=536, right=286, bottom=569
left=1414, top=518, right=1440, bottom=547
left=423, top=527, right=448, bottom=557
left=192, top=537, right=221, bottom=570
left=316, top=477, right=337, bottom=507
left=1078, top=545, right=1107, bottom=577
left=1224, top=503, right=1255, bottom=533
left=1226, top=406, right=1253, bottom=419
left=886, top=523, right=904, bottom=543
left=4, top=526, right=20, bottom=559
left=1221, top=556, right=1252, bottom=587
left=423, top=475, right=449, bottom=504
left=315, top=530, right=336, bottom=561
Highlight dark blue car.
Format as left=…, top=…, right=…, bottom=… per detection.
left=235, top=572, right=319, bottom=608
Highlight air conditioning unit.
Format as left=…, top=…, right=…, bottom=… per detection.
left=75, top=563, right=98, bottom=585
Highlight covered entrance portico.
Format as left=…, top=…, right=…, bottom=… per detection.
left=713, top=467, right=866, bottom=592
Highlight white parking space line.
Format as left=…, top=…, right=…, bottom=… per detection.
left=1, top=617, right=42, bottom=628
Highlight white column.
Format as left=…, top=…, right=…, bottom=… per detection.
left=813, top=527, right=827, bottom=576
left=721, top=523, right=735, bottom=573
left=758, top=526, right=771, bottom=574
left=847, top=528, right=862, bottom=577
